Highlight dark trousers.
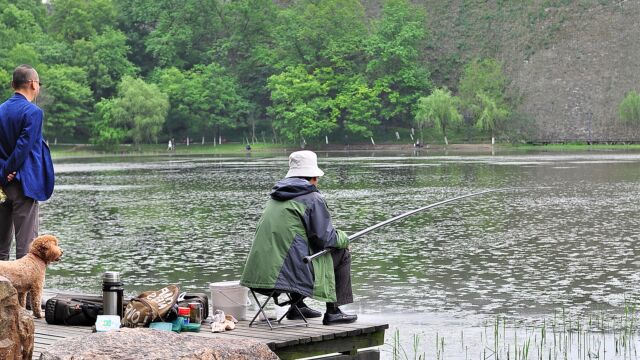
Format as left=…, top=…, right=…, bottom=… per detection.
left=0, top=181, right=39, bottom=260
left=291, top=248, right=353, bottom=307
left=331, top=248, right=353, bottom=306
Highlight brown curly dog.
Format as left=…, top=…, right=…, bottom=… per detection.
left=0, top=235, right=63, bottom=318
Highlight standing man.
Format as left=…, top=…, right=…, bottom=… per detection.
left=241, top=150, right=357, bottom=325
left=0, top=64, right=55, bottom=260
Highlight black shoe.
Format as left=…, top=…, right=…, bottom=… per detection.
left=286, top=306, right=322, bottom=320
left=322, top=309, right=357, bottom=325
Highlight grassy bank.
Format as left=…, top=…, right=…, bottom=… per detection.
left=48, top=141, right=640, bottom=159
left=508, top=143, right=640, bottom=151
left=48, top=142, right=290, bottom=159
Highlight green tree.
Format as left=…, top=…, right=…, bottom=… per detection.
left=152, top=67, right=190, bottom=137
left=102, top=76, right=169, bottom=147
left=154, top=64, right=248, bottom=142
left=269, top=1, right=380, bottom=142
left=48, top=0, right=117, bottom=42
left=0, top=3, right=44, bottom=52
left=334, top=76, right=380, bottom=139
left=35, top=35, right=74, bottom=65
left=38, top=65, right=93, bottom=141
left=272, top=0, right=368, bottom=71
left=92, top=98, right=125, bottom=149
left=415, top=88, right=462, bottom=145
left=458, top=58, right=508, bottom=106
left=267, top=65, right=337, bottom=143
left=458, top=58, right=511, bottom=143
left=185, top=64, right=249, bottom=141
left=207, top=0, right=279, bottom=142
left=366, top=0, right=431, bottom=127
left=475, top=92, right=509, bottom=144
left=0, top=0, right=46, bottom=25
left=0, top=68, right=11, bottom=100
left=72, top=29, right=138, bottom=99
left=618, top=90, right=640, bottom=124
left=4, top=44, right=39, bottom=69
left=141, top=0, right=223, bottom=68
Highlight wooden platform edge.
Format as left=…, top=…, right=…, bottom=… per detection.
left=34, top=318, right=388, bottom=360
left=274, top=328, right=385, bottom=360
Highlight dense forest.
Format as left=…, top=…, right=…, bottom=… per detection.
left=1, top=0, right=639, bottom=147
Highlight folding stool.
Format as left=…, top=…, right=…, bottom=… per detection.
left=248, top=288, right=309, bottom=330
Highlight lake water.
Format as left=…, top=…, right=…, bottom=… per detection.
left=41, top=149, right=640, bottom=358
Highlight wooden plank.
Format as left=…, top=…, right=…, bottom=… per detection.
left=275, top=330, right=385, bottom=360
left=203, top=326, right=298, bottom=346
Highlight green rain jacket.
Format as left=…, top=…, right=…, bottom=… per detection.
left=240, top=178, right=349, bottom=302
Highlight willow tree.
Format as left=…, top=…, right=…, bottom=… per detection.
left=96, top=76, right=169, bottom=147
left=414, top=88, right=462, bottom=145
left=475, top=92, right=509, bottom=145
left=618, top=90, right=640, bottom=124
left=459, top=58, right=511, bottom=144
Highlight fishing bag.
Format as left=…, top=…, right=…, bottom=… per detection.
left=122, top=284, right=180, bottom=328
left=45, top=295, right=103, bottom=326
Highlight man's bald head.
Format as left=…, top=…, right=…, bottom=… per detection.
left=12, top=65, right=39, bottom=90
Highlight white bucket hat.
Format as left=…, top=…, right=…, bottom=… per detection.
left=285, top=150, right=325, bottom=178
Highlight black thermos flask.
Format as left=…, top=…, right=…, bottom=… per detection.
left=102, top=271, right=124, bottom=317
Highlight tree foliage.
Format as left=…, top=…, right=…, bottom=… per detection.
left=267, top=65, right=337, bottom=143
left=458, top=58, right=509, bottom=114
left=94, top=76, right=168, bottom=146
left=72, top=29, right=138, bottom=99
left=272, top=0, right=368, bottom=71
left=155, top=64, right=248, bottom=140
left=0, top=3, right=43, bottom=52
left=92, top=98, right=125, bottom=149
left=1, top=0, right=527, bottom=145
left=458, top=58, right=511, bottom=139
left=415, top=88, right=462, bottom=143
left=618, top=90, right=640, bottom=124
left=475, top=92, right=509, bottom=135
left=334, top=76, right=380, bottom=138
left=39, top=65, right=93, bottom=140
left=367, top=0, right=431, bottom=126
left=48, top=0, right=117, bottom=42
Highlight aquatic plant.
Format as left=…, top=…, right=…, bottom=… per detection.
left=386, top=300, right=640, bottom=360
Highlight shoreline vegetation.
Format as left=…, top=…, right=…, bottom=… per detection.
left=48, top=142, right=640, bottom=159
left=387, top=304, right=640, bottom=360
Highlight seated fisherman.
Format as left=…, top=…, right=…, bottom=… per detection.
left=240, top=150, right=357, bottom=325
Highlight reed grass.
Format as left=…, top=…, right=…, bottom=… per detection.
left=385, top=298, right=640, bottom=360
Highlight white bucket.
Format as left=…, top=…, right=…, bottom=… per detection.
left=209, top=280, right=250, bottom=321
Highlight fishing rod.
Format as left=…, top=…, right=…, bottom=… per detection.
left=303, top=188, right=513, bottom=264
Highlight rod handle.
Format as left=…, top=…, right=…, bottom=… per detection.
left=303, top=249, right=329, bottom=264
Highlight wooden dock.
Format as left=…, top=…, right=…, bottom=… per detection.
left=33, top=317, right=387, bottom=359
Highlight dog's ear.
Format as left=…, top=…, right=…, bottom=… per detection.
left=30, top=236, right=50, bottom=262
left=30, top=235, right=61, bottom=264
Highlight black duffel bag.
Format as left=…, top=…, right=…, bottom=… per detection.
left=45, top=296, right=103, bottom=326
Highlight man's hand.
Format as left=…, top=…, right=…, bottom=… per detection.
left=7, top=172, right=15, bottom=182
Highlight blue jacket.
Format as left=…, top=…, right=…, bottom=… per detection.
left=0, top=93, right=55, bottom=201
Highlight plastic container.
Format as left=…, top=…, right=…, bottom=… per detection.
left=182, top=323, right=201, bottom=332
left=209, top=281, right=250, bottom=321
left=178, top=307, right=190, bottom=325
left=189, top=302, right=203, bottom=324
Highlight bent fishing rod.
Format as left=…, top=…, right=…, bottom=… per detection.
left=303, top=188, right=514, bottom=264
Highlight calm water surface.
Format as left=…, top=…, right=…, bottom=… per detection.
left=42, top=150, right=640, bottom=357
